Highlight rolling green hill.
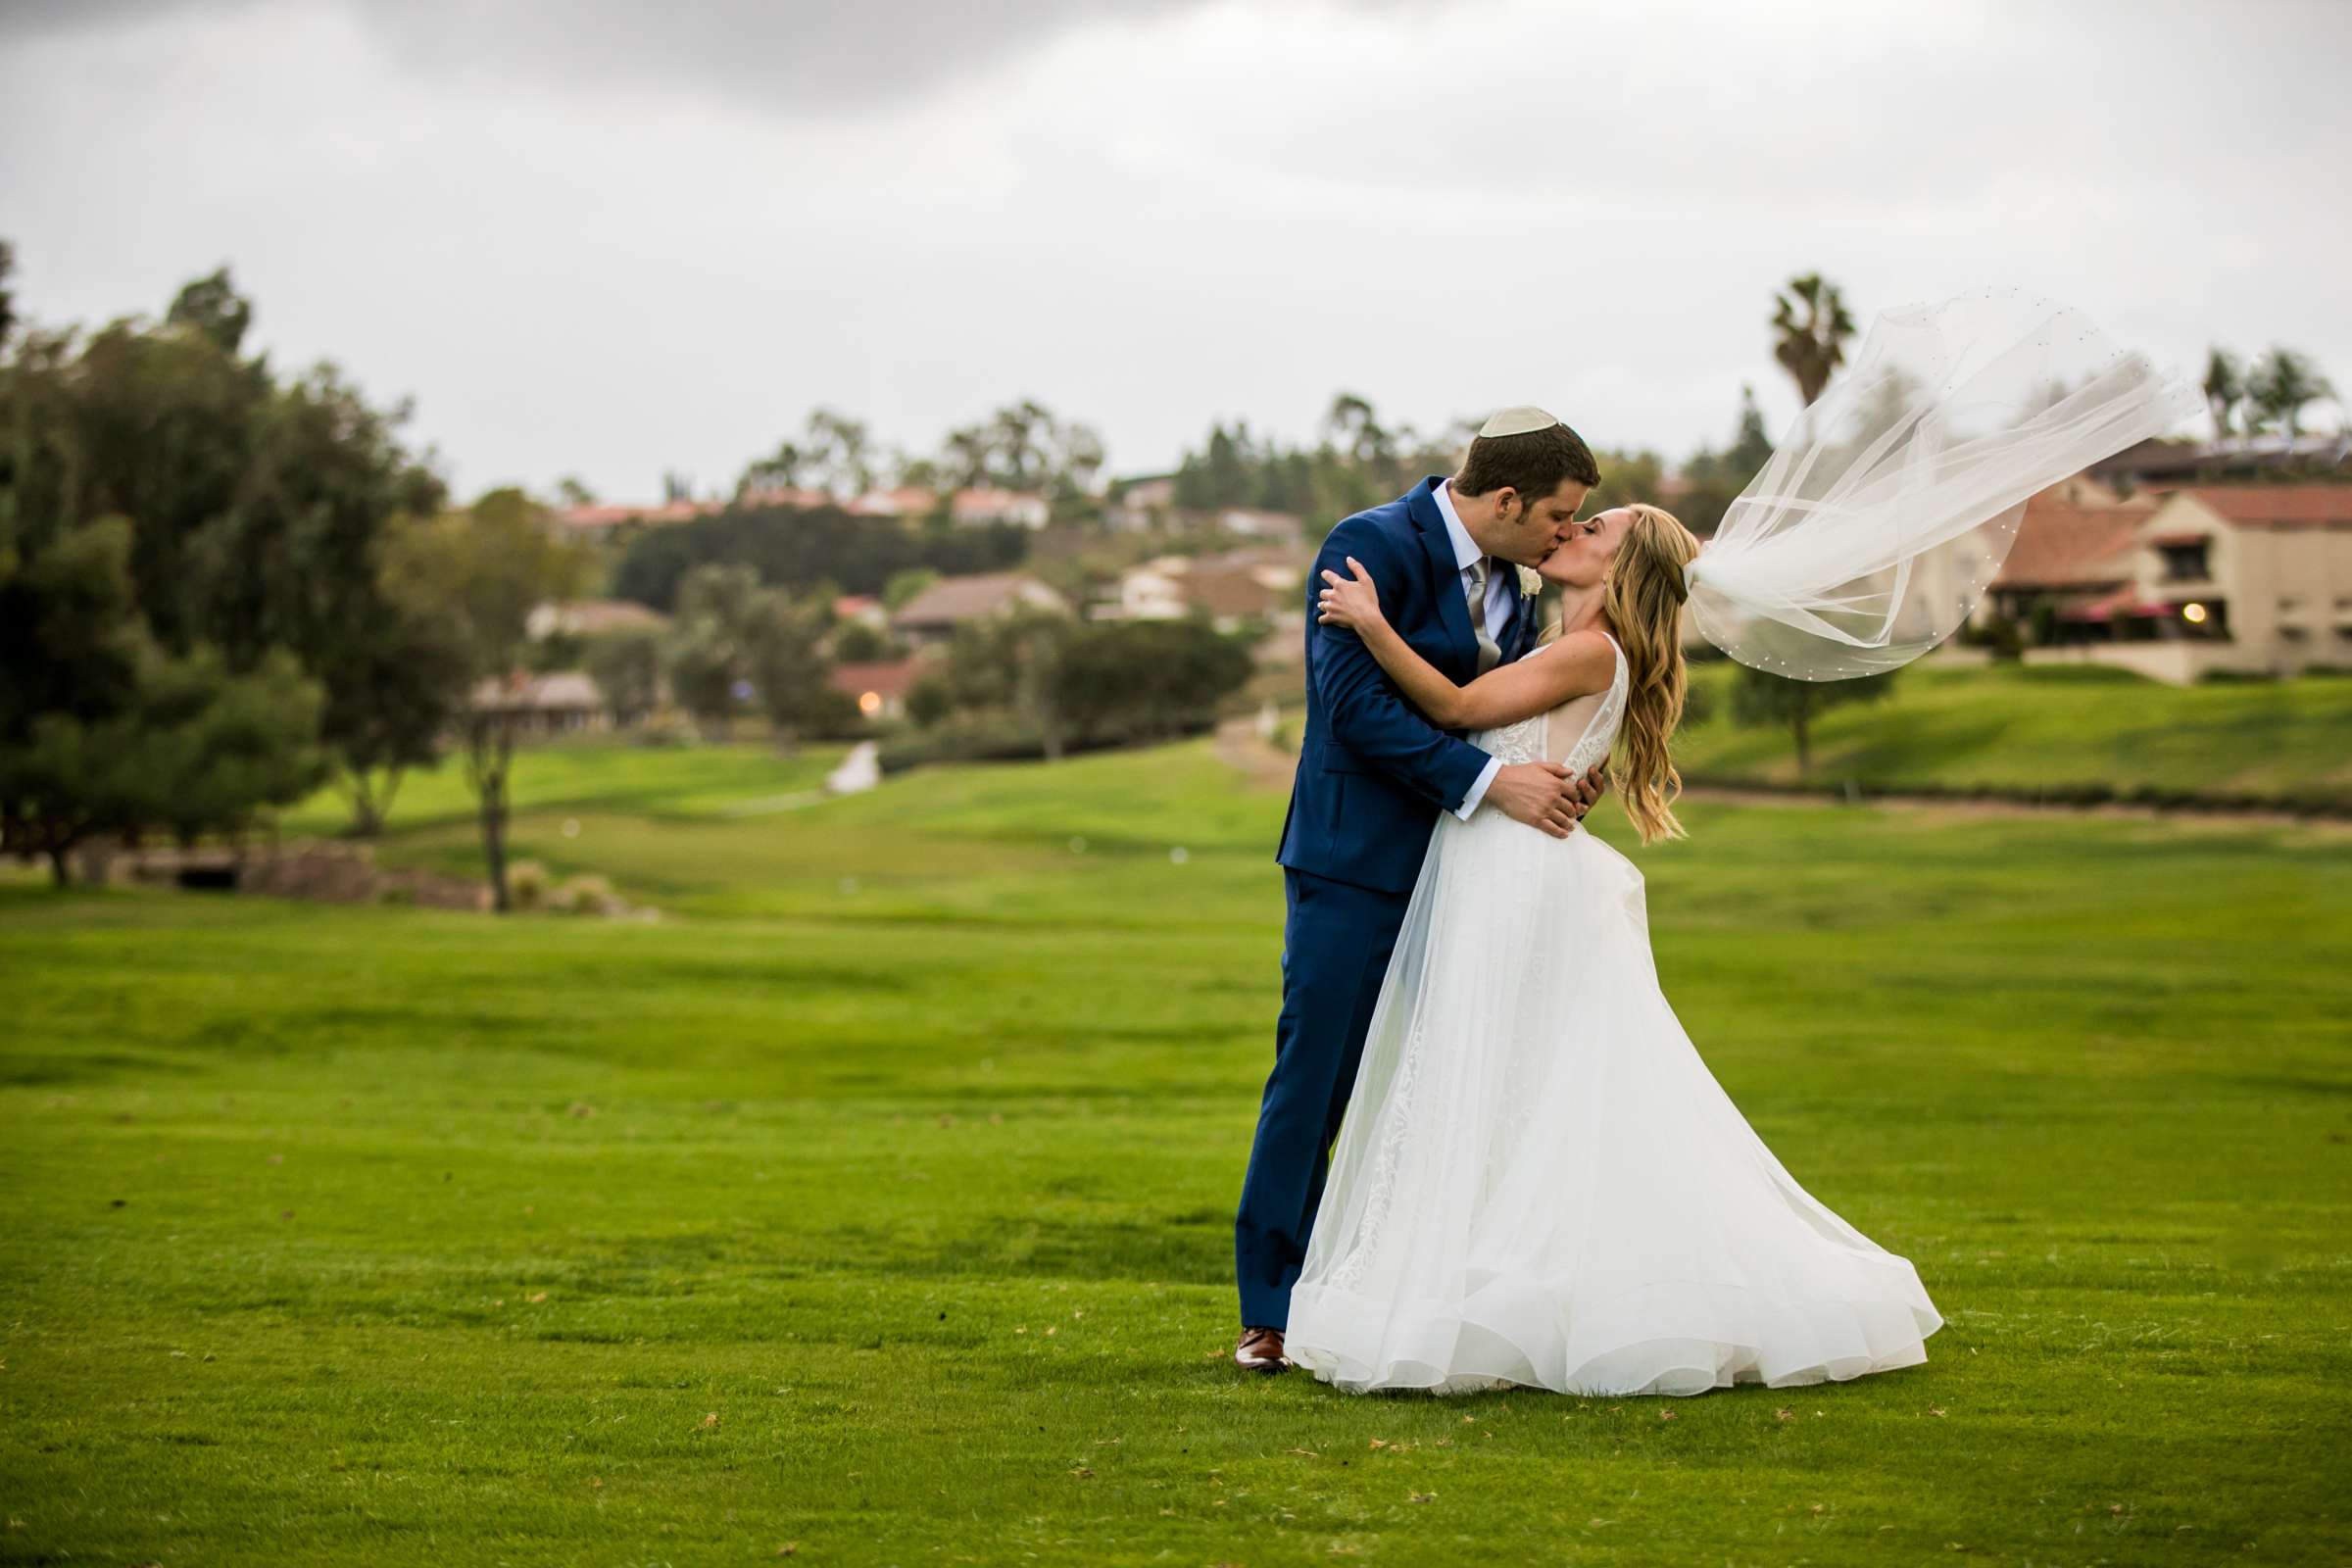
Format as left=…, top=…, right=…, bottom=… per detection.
left=4, top=736, right=2348, bottom=1565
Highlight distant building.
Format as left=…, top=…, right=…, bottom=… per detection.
left=552, top=500, right=722, bottom=534
left=847, top=487, right=938, bottom=518
left=949, top=488, right=1052, bottom=528
left=1104, top=475, right=1178, bottom=531
left=526, top=599, right=669, bottom=640
left=2089, top=434, right=2352, bottom=488
left=832, top=594, right=889, bottom=631
left=1122, top=476, right=1178, bottom=510
left=1212, top=508, right=1304, bottom=543
left=469, top=671, right=608, bottom=736
left=1103, top=549, right=1306, bottom=633
left=2002, top=482, right=2352, bottom=682
left=890, top=572, right=1071, bottom=646
left=1985, top=478, right=2159, bottom=625
left=736, top=486, right=837, bottom=512
left=827, top=658, right=924, bottom=720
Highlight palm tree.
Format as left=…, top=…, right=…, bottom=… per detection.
left=2201, top=347, right=2245, bottom=442
left=2247, top=347, right=2335, bottom=439
left=1771, top=273, right=1856, bottom=407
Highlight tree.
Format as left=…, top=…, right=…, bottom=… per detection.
left=6, top=264, right=450, bottom=858
left=803, top=408, right=875, bottom=496
left=1587, top=448, right=1667, bottom=513
left=584, top=625, right=663, bottom=727
left=610, top=500, right=1028, bottom=612
left=0, top=267, right=450, bottom=842
left=1727, top=384, right=1774, bottom=472
left=739, top=438, right=806, bottom=496
left=1729, top=665, right=1895, bottom=776
left=829, top=618, right=898, bottom=662
left=0, top=238, right=15, bottom=348
left=902, top=610, right=1075, bottom=758
left=1323, top=392, right=1393, bottom=469
left=1053, top=619, right=1253, bottom=745
left=320, top=591, right=468, bottom=837
left=746, top=595, right=845, bottom=749
left=2247, top=347, right=2335, bottom=439
left=935, top=400, right=1105, bottom=500
left=0, top=514, right=155, bottom=880
left=1675, top=385, right=1776, bottom=535
left=130, top=645, right=325, bottom=849
left=166, top=267, right=253, bottom=355
left=2202, top=347, right=2246, bottom=442
left=659, top=564, right=840, bottom=747
left=1771, top=273, right=1856, bottom=407
left=383, top=489, right=592, bottom=911
left=906, top=615, right=1250, bottom=760
left=0, top=515, right=323, bottom=882
left=662, top=564, right=767, bottom=740
left=555, top=474, right=597, bottom=508
left=1175, top=420, right=1254, bottom=510
left=241, top=364, right=452, bottom=833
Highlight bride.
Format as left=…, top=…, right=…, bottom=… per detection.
left=1282, top=289, right=2198, bottom=1397
left=1290, top=503, right=1941, bottom=1396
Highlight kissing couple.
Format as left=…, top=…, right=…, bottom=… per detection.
left=1231, top=291, right=2202, bottom=1396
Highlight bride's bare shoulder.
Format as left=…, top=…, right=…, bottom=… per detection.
left=1543, top=627, right=1619, bottom=695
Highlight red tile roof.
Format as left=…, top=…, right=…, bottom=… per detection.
left=556, top=500, right=721, bottom=530
left=1993, top=488, right=2155, bottom=589
left=734, top=486, right=835, bottom=510
left=2174, top=486, right=2352, bottom=529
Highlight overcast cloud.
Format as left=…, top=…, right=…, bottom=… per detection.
left=3, top=0, right=2347, bottom=502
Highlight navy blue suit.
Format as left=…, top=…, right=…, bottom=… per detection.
left=1236, top=478, right=1540, bottom=1330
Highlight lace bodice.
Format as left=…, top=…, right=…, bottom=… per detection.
left=1469, top=631, right=1628, bottom=775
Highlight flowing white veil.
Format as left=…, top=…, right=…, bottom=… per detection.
left=1684, top=288, right=2203, bottom=681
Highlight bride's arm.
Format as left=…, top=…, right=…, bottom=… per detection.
left=1317, top=558, right=1613, bottom=730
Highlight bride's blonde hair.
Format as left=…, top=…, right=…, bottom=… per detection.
left=1603, top=505, right=1704, bottom=844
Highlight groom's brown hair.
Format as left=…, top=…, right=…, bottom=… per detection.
left=1454, top=422, right=1600, bottom=500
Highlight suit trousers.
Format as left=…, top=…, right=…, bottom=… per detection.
left=1233, top=865, right=1413, bottom=1330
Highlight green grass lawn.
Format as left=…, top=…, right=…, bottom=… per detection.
left=1675, top=662, right=2352, bottom=809
left=4, top=735, right=2349, bottom=1565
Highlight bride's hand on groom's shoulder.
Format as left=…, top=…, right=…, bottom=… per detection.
left=1316, top=559, right=1384, bottom=630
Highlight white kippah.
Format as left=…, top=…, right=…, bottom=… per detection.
left=1477, top=405, right=1559, bottom=438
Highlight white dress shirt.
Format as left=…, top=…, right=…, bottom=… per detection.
left=1432, top=478, right=1515, bottom=819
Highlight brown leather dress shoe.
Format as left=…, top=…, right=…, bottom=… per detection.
left=1235, top=1325, right=1291, bottom=1374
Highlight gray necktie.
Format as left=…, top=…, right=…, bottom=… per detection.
left=1465, top=558, right=1501, bottom=675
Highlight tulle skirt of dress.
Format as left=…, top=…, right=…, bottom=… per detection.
left=1285, top=809, right=1942, bottom=1397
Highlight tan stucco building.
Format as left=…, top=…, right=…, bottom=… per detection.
left=1995, top=483, right=2352, bottom=683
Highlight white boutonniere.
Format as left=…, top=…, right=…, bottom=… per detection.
left=1514, top=564, right=1543, bottom=600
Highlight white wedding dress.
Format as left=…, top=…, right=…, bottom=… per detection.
left=1285, top=633, right=1942, bottom=1396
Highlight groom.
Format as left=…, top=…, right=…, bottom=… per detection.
left=1234, top=409, right=1605, bottom=1372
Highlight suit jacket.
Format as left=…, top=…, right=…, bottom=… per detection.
left=1275, top=477, right=1541, bottom=895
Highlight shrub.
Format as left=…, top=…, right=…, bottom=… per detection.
left=550, top=873, right=620, bottom=916
left=635, top=710, right=698, bottom=748
left=507, top=858, right=551, bottom=910
left=877, top=715, right=1153, bottom=774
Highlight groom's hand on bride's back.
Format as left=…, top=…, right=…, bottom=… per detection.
left=1489, top=761, right=1603, bottom=839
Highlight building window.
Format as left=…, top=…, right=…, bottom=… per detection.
left=2157, top=541, right=2210, bottom=581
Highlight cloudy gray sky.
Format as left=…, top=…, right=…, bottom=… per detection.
left=5, top=0, right=2347, bottom=502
